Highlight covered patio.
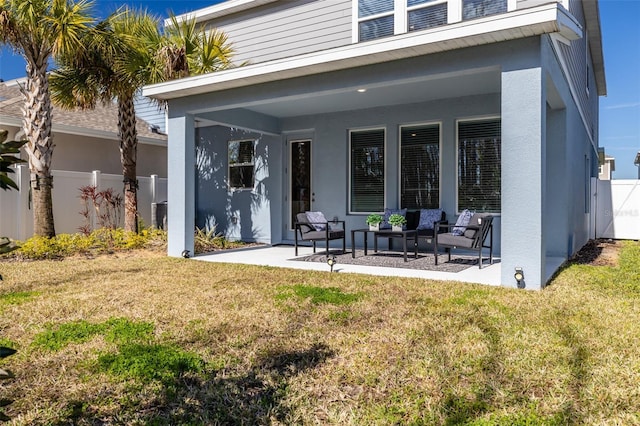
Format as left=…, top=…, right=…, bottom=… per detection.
left=195, top=244, right=504, bottom=286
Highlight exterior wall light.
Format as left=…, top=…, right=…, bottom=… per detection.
left=514, top=267, right=525, bottom=288
left=327, top=255, right=337, bottom=272
left=356, top=88, right=367, bottom=93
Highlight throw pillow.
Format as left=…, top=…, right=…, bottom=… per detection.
left=416, top=209, right=442, bottom=230
left=305, top=211, right=327, bottom=231
left=451, top=209, right=473, bottom=236
left=381, top=208, right=407, bottom=229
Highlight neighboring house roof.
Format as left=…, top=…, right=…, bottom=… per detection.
left=0, top=82, right=166, bottom=146
left=604, top=155, right=615, bottom=171
left=147, top=3, right=584, bottom=100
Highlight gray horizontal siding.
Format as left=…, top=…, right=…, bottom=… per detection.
left=135, top=96, right=166, bottom=133
left=557, top=0, right=596, bottom=139
left=206, top=0, right=353, bottom=65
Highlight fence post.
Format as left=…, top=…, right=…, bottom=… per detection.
left=151, top=174, right=158, bottom=204
left=91, top=171, right=101, bottom=231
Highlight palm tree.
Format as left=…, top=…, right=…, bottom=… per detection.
left=0, top=0, right=94, bottom=237
left=51, top=8, right=236, bottom=233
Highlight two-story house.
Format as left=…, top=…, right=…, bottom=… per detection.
left=143, top=0, right=606, bottom=290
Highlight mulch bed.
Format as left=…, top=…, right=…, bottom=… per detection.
left=570, top=239, right=621, bottom=267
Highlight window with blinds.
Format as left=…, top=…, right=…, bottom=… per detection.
left=400, top=124, right=440, bottom=209
left=457, top=119, right=501, bottom=212
left=462, top=0, right=507, bottom=20
left=358, top=0, right=394, bottom=41
left=350, top=129, right=385, bottom=213
left=228, top=140, right=255, bottom=189
left=408, top=0, right=448, bottom=32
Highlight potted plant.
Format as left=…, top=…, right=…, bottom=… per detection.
left=388, top=213, right=407, bottom=232
left=366, top=213, right=383, bottom=231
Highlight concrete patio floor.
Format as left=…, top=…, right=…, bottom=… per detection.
left=194, top=244, right=504, bottom=287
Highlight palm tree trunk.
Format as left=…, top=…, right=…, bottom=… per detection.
left=118, top=92, right=138, bottom=233
left=22, top=57, right=56, bottom=238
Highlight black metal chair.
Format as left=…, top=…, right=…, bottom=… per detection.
left=434, top=213, right=494, bottom=269
left=294, top=213, right=346, bottom=258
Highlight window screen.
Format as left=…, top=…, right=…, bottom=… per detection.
left=457, top=119, right=501, bottom=212
left=401, top=124, right=440, bottom=209
left=462, top=0, right=507, bottom=20
left=358, top=0, right=394, bottom=41
left=408, top=2, right=447, bottom=32
left=350, top=129, right=385, bottom=213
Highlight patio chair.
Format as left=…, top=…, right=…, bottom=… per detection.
left=294, top=212, right=346, bottom=258
left=434, top=213, right=494, bottom=269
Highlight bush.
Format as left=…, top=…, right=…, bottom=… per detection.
left=2, top=228, right=167, bottom=260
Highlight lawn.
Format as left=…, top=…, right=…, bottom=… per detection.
left=0, top=241, right=639, bottom=425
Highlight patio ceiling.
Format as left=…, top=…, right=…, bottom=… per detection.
left=244, top=69, right=501, bottom=119
left=192, top=68, right=501, bottom=125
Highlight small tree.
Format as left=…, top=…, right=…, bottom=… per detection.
left=0, top=129, right=26, bottom=191
left=0, top=129, right=26, bottom=255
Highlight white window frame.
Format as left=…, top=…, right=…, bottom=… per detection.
left=227, top=139, right=255, bottom=191
left=348, top=127, right=387, bottom=214
left=455, top=115, right=502, bottom=214
left=397, top=121, right=442, bottom=209
left=353, top=0, right=457, bottom=42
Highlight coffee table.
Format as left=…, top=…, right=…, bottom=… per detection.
left=351, top=228, right=418, bottom=262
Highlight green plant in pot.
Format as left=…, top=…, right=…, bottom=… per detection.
left=366, top=213, right=383, bottom=230
left=388, top=213, right=407, bottom=231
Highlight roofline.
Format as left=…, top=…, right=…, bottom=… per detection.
left=0, top=118, right=166, bottom=146
left=168, top=0, right=279, bottom=25
left=147, top=3, right=582, bottom=101
left=582, top=0, right=607, bottom=96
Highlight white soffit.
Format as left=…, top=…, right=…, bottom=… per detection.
left=146, top=3, right=582, bottom=101
left=168, top=0, right=279, bottom=25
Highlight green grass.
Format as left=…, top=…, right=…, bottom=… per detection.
left=0, top=291, right=37, bottom=306
left=0, top=241, right=638, bottom=425
left=276, top=284, right=363, bottom=305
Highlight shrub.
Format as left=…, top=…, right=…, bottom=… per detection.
left=3, top=228, right=167, bottom=260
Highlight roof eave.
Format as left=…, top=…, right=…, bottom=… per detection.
left=168, top=0, right=279, bottom=25
left=582, top=0, right=607, bottom=96
left=146, top=3, right=582, bottom=101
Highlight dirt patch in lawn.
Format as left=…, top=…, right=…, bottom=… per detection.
left=571, top=239, right=621, bottom=267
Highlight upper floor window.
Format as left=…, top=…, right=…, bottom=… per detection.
left=228, top=140, right=255, bottom=190
left=357, top=0, right=449, bottom=42
left=462, top=0, right=507, bottom=20
left=358, top=0, right=394, bottom=41
left=408, top=0, right=448, bottom=32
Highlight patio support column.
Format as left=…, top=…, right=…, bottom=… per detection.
left=167, top=113, right=196, bottom=258
left=501, top=67, right=547, bottom=290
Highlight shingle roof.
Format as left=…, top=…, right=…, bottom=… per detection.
left=0, top=82, right=166, bottom=144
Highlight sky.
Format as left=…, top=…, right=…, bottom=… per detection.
left=1, top=0, right=639, bottom=178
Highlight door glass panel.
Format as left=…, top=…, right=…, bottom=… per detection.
left=290, top=140, right=311, bottom=228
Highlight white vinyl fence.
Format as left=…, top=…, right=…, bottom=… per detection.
left=594, top=179, right=640, bottom=240
left=0, top=165, right=167, bottom=240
